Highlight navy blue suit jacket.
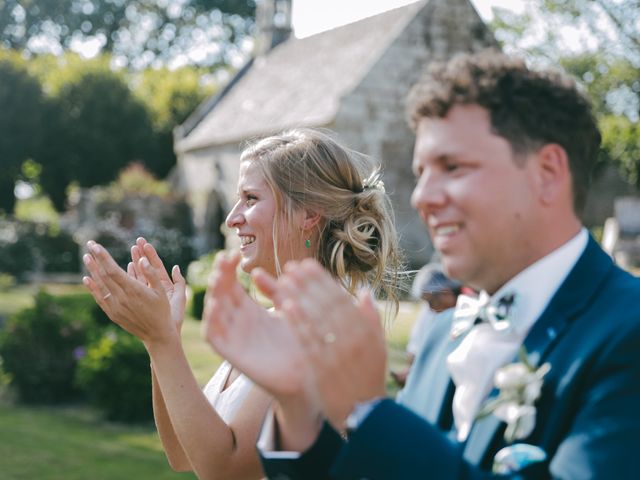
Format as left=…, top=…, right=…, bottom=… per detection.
left=260, top=237, right=640, bottom=479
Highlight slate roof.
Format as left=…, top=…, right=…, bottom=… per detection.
left=175, top=1, right=425, bottom=152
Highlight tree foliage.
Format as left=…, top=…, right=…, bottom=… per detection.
left=1, top=0, right=236, bottom=211
left=132, top=66, right=214, bottom=177
left=491, top=0, right=640, bottom=188
left=0, top=53, right=44, bottom=214
left=37, top=59, right=155, bottom=210
left=0, top=0, right=255, bottom=69
left=0, top=50, right=215, bottom=212
left=601, top=116, right=640, bottom=189
left=492, top=0, right=639, bottom=65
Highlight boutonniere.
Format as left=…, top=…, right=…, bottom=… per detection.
left=477, top=347, right=550, bottom=474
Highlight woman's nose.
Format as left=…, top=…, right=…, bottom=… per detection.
left=225, top=202, right=244, bottom=228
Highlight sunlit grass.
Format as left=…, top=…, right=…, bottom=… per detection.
left=385, top=301, right=419, bottom=396
left=181, top=315, right=222, bottom=386
left=0, top=403, right=195, bottom=480
left=0, top=283, right=89, bottom=318
left=0, top=286, right=35, bottom=317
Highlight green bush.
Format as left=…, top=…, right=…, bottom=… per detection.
left=39, top=228, right=80, bottom=273
left=0, top=272, right=16, bottom=291
left=75, top=329, right=152, bottom=423
left=190, top=285, right=207, bottom=320
left=0, top=225, right=34, bottom=277
left=186, top=251, right=216, bottom=320
left=0, top=290, right=98, bottom=403
left=186, top=250, right=253, bottom=319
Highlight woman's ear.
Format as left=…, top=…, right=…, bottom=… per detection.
left=302, top=209, right=323, bottom=231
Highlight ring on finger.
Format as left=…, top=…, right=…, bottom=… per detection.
left=103, top=292, right=112, bottom=300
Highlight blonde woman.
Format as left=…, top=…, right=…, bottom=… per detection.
left=82, top=128, right=401, bottom=479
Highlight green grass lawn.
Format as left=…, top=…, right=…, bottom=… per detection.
left=0, top=283, right=93, bottom=318
left=0, top=284, right=418, bottom=479
left=180, top=316, right=223, bottom=386
left=0, top=403, right=195, bottom=479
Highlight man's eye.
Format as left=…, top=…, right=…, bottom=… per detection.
left=444, top=162, right=459, bottom=172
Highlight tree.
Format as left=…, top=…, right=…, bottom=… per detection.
left=1, top=53, right=214, bottom=211
left=491, top=0, right=640, bottom=187
left=37, top=59, right=155, bottom=210
left=0, top=0, right=256, bottom=69
left=0, top=54, right=44, bottom=215
left=601, top=117, right=640, bottom=189
left=132, top=67, right=215, bottom=178
left=491, top=1, right=639, bottom=65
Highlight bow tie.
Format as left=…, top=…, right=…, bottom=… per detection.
left=450, top=291, right=518, bottom=339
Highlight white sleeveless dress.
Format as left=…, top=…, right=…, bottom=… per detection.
left=202, top=360, right=253, bottom=423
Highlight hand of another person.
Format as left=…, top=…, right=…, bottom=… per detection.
left=129, top=237, right=186, bottom=331
left=277, top=259, right=387, bottom=431
left=82, top=240, right=184, bottom=347
left=201, top=251, right=310, bottom=399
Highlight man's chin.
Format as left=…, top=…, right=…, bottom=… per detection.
left=439, top=258, right=467, bottom=283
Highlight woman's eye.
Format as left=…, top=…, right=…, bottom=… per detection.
left=245, top=195, right=257, bottom=205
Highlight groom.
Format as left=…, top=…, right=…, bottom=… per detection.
left=205, top=51, right=640, bottom=479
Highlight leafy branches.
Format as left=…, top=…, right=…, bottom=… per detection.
left=490, top=0, right=640, bottom=189
left=0, top=0, right=256, bottom=69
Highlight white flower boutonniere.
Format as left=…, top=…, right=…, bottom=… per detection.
left=477, top=347, right=551, bottom=444
left=477, top=348, right=551, bottom=474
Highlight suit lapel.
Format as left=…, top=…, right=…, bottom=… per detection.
left=462, top=236, right=614, bottom=466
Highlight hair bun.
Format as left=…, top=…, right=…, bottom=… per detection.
left=330, top=214, right=381, bottom=273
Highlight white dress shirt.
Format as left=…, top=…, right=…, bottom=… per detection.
left=447, top=228, right=588, bottom=441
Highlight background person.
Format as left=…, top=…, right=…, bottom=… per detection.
left=391, top=264, right=462, bottom=388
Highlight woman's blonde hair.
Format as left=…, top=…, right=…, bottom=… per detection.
left=240, top=128, right=402, bottom=307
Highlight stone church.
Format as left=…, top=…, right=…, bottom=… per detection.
left=173, top=0, right=496, bottom=266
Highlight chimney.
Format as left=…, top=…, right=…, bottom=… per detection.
left=255, top=0, right=293, bottom=56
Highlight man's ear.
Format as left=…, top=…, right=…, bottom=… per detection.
left=302, top=209, right=323, bottom=231
left=536, top=143, right=571, bottom=206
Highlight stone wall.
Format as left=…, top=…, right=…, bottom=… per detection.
left=176, top=143, right=241, bottom=252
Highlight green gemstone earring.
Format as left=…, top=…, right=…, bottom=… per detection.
left=305, top=239, right=311, bottom=249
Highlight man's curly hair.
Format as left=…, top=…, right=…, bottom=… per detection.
left=406, top=50, right=601, bottom=215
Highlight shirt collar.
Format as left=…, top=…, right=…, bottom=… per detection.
left=490, top=228, right=589, bottom=336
